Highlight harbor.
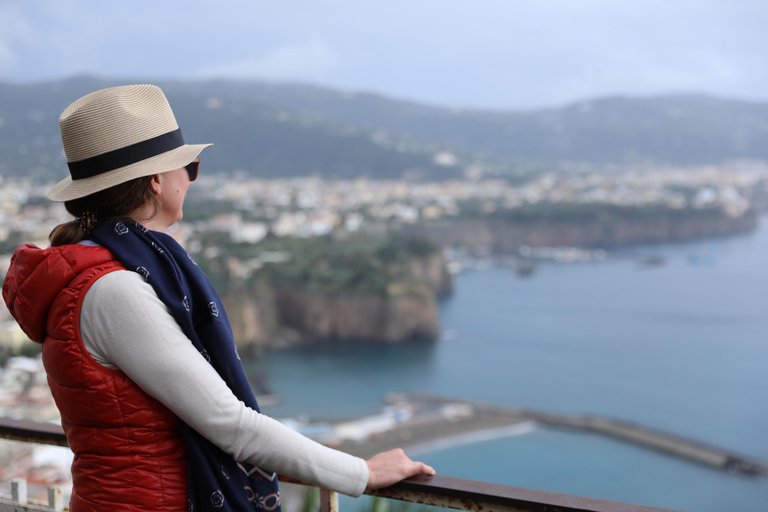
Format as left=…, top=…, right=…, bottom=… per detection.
left=289, top=392, right=768, bottom=477
left=0, top=355, right=765, bottom=508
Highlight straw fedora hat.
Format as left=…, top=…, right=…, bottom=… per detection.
left=49, top=84, right=212, bottom=202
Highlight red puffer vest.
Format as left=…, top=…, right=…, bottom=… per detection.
left=3, top=243, right=187, bottom=511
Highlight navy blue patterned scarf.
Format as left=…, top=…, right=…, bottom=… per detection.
left=89, top=219, right=281, bottom=512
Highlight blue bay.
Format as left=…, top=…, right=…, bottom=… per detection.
left=249, top=218, right=768, bottom=511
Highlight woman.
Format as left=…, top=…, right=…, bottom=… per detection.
left=2, top=84, right=434, bottom=512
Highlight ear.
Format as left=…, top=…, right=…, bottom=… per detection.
left=149, top=174, right=163, bottom=195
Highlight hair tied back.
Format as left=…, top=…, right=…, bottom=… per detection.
left=78, top=210, right=98, bottom=234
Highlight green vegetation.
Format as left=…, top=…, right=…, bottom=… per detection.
left=182, top=197, right=242, bottom=222
left=5, top=78, right=768, bottom=183
left=0, top=78, right=463, bottom=181
left=359, top=497, right=437, bottom=512
left=0, top=230, right=31, bottom=255
left=298, top=488, right=435, bottom=512
left=0, top=341, right=42, bottom=368
left=197, top=233, right=438, bottom=294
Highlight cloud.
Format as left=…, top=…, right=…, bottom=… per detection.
left=2, top=1, right=767, bottom=107
left=643, top=62, right=739, bottom=90
left=0, top=4, right=37, bottom=74
left=197, top=41, right=339, bottom=82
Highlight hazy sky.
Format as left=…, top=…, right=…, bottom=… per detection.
left=1, top=0, right=766, bottom=109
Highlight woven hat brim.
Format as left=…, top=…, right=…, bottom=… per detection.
left=48, top=143, right=212, bottom=202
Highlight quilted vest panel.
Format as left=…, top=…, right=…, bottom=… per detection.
left=42, top=248, right=187, bottom=511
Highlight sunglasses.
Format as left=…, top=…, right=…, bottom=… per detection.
left=185, top=160, right=200, bottom=182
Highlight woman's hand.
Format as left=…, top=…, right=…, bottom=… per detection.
left=365, top=449, right=435, bottom=491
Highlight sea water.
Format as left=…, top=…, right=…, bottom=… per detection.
left=248, top=219, right=768, bottom=511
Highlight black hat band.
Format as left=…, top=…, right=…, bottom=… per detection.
left=67, top=128, right=185, bottom=181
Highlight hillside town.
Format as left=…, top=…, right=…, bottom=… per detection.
left=0, top=162, right=762, bottom=301
left=0, top=163, right=767, bottom=503
left=2, top=162, right=766, bottom=251
left=1, top=161, right=766, bottom=299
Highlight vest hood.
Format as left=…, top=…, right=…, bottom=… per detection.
left=3, top=243, right=116, bottom=343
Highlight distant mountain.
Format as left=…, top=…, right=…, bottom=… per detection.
left=166, top=80, right=768, bottom=165
left=0, top=76, right=462, bottom=181
left=1, top=76, right=766, bottom=183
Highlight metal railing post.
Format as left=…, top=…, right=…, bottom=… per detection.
left=46, top=487, right=63, bottom=512
left=11, top=479, right=27, bottom=504
left=319, top=489, right=339, bottom=512
left=0, top=417, right=691, bottom=512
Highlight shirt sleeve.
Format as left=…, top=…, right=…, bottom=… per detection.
left=79, top=269, right=369, bottom=497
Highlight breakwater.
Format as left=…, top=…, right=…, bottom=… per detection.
left=324, top=393, right=767, bottom=477
left=528, top=411, right=767, bottom=476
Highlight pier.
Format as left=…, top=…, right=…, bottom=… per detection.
left=318, top=393, right=767, bottom=477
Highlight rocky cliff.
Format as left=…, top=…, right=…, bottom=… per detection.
left=221, top=207, right=752, bottom=352
left=274, top=283, right=438, bottom=343
left=222, top=249, right=451, bottom=351
left=399, top=207, right=758, bottom=253
left=222, top=278, right=286, bottom=355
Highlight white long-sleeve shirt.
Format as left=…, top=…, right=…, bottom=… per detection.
left=80, top=269, right=368, bottom=497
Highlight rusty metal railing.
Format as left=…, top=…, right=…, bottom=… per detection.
left=0, top=416, right=685, bottom=512
left=1, top=479, right=63, bottom=511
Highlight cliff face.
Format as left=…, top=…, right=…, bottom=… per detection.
left=400, top=210, right=758, bottom=253
left=274, top=284, right=439, bottom=343
left=223, top=209, right=751, bottom=351
left=406, top=252, right=453, bottom=296
left=222, top=251, right=451, bottom=350
left=222, top=278, right=283, bottom=354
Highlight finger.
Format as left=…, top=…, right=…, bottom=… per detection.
left=419, top=463, right=436, bottom=475
left=410, top=462, right=435, bottom=476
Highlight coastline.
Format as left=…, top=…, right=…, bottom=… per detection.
left=253, top=222, right=768, bottom=510
left=294, top=393, right=768, bottom=477
left=232, top=211, right=763, bottom=354
left=403, top=421, right=538, bottom=456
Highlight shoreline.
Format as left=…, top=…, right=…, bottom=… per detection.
left=297, top=393, right=768, bottom=477
left=238, top=217, right=767, bottom=355
left=402, top=421, right=538, bottom=456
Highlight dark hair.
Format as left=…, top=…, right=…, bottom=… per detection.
left=49, top=176, right=158, bottom=247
